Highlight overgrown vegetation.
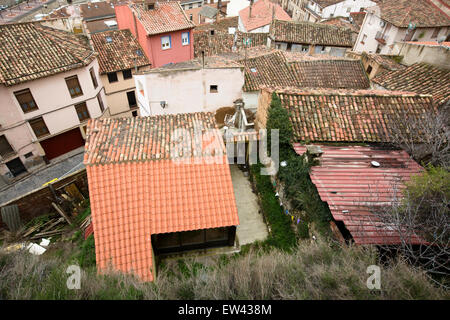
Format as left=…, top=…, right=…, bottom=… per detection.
left=1, top=239, right=447, bottom=300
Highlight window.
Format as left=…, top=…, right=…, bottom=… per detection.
left=161, top=35, right=171, bottom=50
left=188, top=4, right=193, bottom=9
left=432, top=27, right=441, bottom=38
left=6, top=157, right=27, bottom=177
left=366, top=65, right=373, bottom=75
left=107, top=72, right=118, bottom=83
left=189, top=14, right=193, bottom=21
left=346, top=7, right=351, bottom=13
left=65, top=75, right=83, bottom=98
left=0, top=135, right=14, bottom=157
left=24, top=152, right=33, bottom=158
left=75, top=102, right=90, bottom=122
left=210, top=85, right=218, bottom=93
left=210, top=30, right=215, bottom=36
left=29, top=117, right=49, bottom=138
left=14, top=89, right=38, bottom=113
left=181, top=32, right=190, bottom=46
left=361, top=34, right=367, bottom=44
left=89, top=67, right=98, bottom=89
left=122, top=69, right=132, bottom=80
left=127, top=91, right=137, bottom=108
left=97, top=94, right=105, bottom=113
left=132, top=110, right=138, bottom=117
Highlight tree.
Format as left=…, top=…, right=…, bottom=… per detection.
left=266, top=92, right=293, bottom=150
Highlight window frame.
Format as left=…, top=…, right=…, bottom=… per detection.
left=161, top=35, right=171, bottom=50
left=209, top=85, right=218, bottom=93
left=122, top=69, right=133, bottom=80
left=65, top=75, right=83, bottom=98
left=181, top=32, right=190, bottom=46
left=0, top=135, right=15, bottom=158
left=29, top=117, right=49, bottom=138
left=97, top=93, right=105, bottom=113
left=14, top=88, right=38, bottom=113
left=107, top=72, right=118, bottom=83
left=89, top=67, right=98, bottom=89
left=75, top=102, right=90, bottom=122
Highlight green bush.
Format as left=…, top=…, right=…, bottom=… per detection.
left=250, top=164, right=296, bottom=251
left=266, top=92, right=293, bottom=151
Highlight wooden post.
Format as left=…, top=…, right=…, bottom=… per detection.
left=52, top=202, right=72, bottom=225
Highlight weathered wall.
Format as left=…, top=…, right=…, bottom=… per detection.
left=393, top=42, right=450, bottom=68
left=255, top=89, right=272, bottom=130
left=0, top=168, right=88, bottom=229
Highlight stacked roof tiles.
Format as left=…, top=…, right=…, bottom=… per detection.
left=91, top=29, right=151, bottom=74
left=193, top=17, right=238, bottom=57
left=236, top=32, right=269, bottom=48
left=270, top=88, right=435, bottom=143
left=240, top=51, right=298, bottom=91
left=269, top=19, right=353, bottom=47
left=372, top=63, right=450, bottom=107
left=131, top=2, right=194, bottom=36
left=0, top=22, right=95, bottom=86
left=84, top=113, right=239, bottom=281
left=368, top=0, right=450, bottom=28
left=289, top=60, right=370, bottom=89
left=293, top=144, right=425, bottom=245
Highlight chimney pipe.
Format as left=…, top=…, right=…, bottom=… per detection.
left=201, top=50, right=205, bottom=68
left=249, top=0, right=253, bottom=19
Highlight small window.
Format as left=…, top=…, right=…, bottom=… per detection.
left=432, top=27, right=441, bottom=38
left=75, top=102, right=90, bottom=122
left=366, top=65, right=373, bottom=75
left=189, top=14, right=193, bottom=21
left=122, top=69, right=132, bottom=80
left=65, top=75, right=83, bottom=98
left=210, top=85, right=218, bottom=93
left=181, top=32, right=190, bottom=46
left=161, top=36, right=171, bottom=50
left=188, top=4, right=193, bottom=9
left=210, top=30, right=215, bottom=36
left=97, top=94, right=105, bottom=113
left=107, top=72, right=118, bottom=83
left=24, top=152, right=33, bottom=158
left=14, top=89, right=38, bottom=113
left=29, top=117, right=49, bottom=138
left=132, top=110, right=138, bottom=117
left=0, top=135, right=14, bottom=157
left=361, top=34, right=367, bottom=44
left=127, top=91, right=137, bottom=108
left=89, top=67, right=98, bottom=89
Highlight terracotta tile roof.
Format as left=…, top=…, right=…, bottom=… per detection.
left=349, top=11, right=366, bottom=29
left=294, top=144, right=426, bottom=245
left=91, top=29, right=150, bottom=73
left=84, top=113, right=239, bottom=281
left=289, top=60, right=370, bottom=89
left=363, top=53, right=406, bottom=71
left=80, top=1, right=118, bottom=20
left=321, top=17, right=359, bottom=34
left=372, top=63, right=450, bottom=107
left=405, top=41, right=450, bottom=48
left=313, top=0, right=343, bottom=7
left=0, top=22, right=95, bottom=86
left=130, top=2, right=194, bottom=35
left=266, top=88, right=435, bottom=143
left=239, top=0, right=291, bottom=32
left=85, top=19, right=119, bottom=34
left=235, top=31, right=269, bottom=48
left=269, top=19, right=353, bottom=47
left=240, top=51, right=298, bottom=91
left=367, top=0, right=450, bottom=28
left=195, top=16, right=238, bottom=32
left=193, top=30, right=235, bottom=57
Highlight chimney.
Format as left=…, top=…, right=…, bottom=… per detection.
left=249, top=0, right=253, bottom=19
left=217, top=0, right=221, bottom=22
left=272, top=2, right=275, bottom=21
left=201, top=50, right=205, bottom=68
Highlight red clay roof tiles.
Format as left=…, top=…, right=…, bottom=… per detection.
left=294, top=144, right=425, bottom=245
left=239, top=0, right=291, bottom=32
left=84, top=113, right=239, bottom=281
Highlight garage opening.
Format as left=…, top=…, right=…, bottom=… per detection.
left=40, top=128, right=85, bottom=160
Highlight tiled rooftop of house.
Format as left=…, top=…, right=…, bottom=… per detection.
left=240, top=51, right=298, bottom=91
left=265, top=87, right=435, bottom=143
left=84, top=113, right=239, bottom=281
left=193, top=16, right=238, bottom=57
left=269, top=19, right=353, bottom=47
left=372, top=63, right=450, bottom=107
left=194, top=16, right=238, bottom=32
left=235, top=32, right=269, bottom=49
left=349, top=11, right=366, bottom=30
left=129, top=2, right=195, bottom=36
left=85, top=19, right=119, bottom=34
left=293, top=144, right=425, bottom=245
left=0, top=22, right=95, bottom=86
left=141, top=55, right=242, bottom=72
left=289, top=60, right=370, bottom=89
left=363, top=52, right=406, bottom=71
left=320, top=17, right=359, bottom=34
left=366, top=0, right=450, bottom=28
left=238, top=0, right=291, bottom=32
left=91, top=29, right=151, bottom=74
left=405, top=41, right=450, bottom=48
left=313, top=0, right=343, bottom=7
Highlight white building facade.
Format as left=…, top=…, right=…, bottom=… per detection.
left=304, top=0, right=376, bottom=22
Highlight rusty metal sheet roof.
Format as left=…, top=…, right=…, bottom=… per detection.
left=294, top=144, right=426, bottom=245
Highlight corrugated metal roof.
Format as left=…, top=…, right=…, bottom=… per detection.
left=294, top=144, right=426, bottom=245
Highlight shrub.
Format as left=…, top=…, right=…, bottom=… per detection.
left=266, top=92, right=293, bottom=151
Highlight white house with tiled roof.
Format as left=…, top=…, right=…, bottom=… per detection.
left=0, top=22, right=106, bottom=185
left=354, top=0, right=450, bottom=54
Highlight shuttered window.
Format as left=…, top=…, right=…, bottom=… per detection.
left=65, top=75, right=83, bottom=98
left=14, top=89, right=38, bottom=113
left=29, top=117, right=49, bottom=138
left=89, top=67, right=98, bottom=88
left=75, top=102, right=90, bottom=122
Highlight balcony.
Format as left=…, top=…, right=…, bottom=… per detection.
left=375, top=31, right=387, bottom=45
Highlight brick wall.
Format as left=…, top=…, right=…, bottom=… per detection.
left=0, top=168, right=88, bottom=229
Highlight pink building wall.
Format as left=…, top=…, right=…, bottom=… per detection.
left=115, top=5, right=194, bottom=68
